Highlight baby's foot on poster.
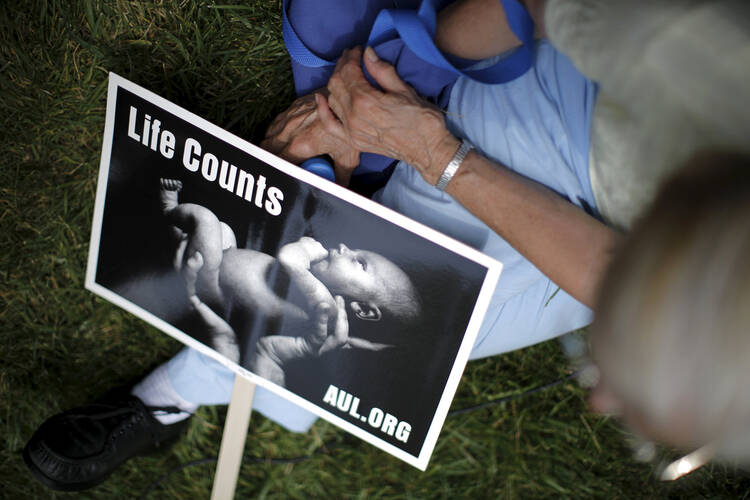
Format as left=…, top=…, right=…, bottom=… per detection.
left=159, top=178, right=183, bottom=213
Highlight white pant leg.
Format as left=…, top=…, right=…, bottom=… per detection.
left=164, top=347, right=318, bottom=433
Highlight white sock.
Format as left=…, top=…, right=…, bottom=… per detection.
left=131, top=363, right=199, bottom=425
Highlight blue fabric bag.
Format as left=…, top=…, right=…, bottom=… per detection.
left=282, top=0, right=534, bottom=181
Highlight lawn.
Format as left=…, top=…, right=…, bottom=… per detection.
left=2, top=1, right=749, bottom=498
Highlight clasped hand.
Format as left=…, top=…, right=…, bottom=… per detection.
left=261, top=92, right=360, bottom=186
left=263, top=46, right=460, bottom=186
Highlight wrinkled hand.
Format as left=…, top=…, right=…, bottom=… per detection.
left=261, top=93, right=360, bottom=186
left=323, top=46, right=461, bottom=184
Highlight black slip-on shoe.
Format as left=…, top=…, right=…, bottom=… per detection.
left=23, top=394, right=189, bottom=491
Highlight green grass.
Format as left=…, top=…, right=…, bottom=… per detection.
left=1, top=1, right=749, bottom=498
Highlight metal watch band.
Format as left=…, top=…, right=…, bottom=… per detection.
left=435, top=139, right=473, bottom=191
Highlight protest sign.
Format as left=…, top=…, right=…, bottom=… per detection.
left=86, top=73, right=501, bottom=470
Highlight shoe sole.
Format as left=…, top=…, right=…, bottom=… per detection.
left=22, top=444, right=107, bottom=492
left=23, top=433, right=185, bottom=492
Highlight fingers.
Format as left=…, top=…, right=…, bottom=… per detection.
left=315, top=93, right=342, bottom=134
left=325, top=84, right=346, bottom=127
left=316, top=93, right=360, bottom=185
left=263, top=91, right=361, bottom=168
left=267, top=106, right=316, bottom=144
left=317, top=295, right=350, bottom=355
left=327, top=47, right=374, bottom=122
left=263, top=94, right=318, bottom=155
left=332, top=46, right=364, bottom=75
left=190, top=295, right=229, bottom=331
left=266, top=94, right=317, bottom=136
left=333, top=295, right=349, bottom=343
left=346, top=337, right=394, bottom=352
left=263, top=112, right=321, bottom=163
left=363, top=46, right=412, bottom=94
left=311, top=301, right=331, bottom=347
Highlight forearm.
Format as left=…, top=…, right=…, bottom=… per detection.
left=445, top=149, right=621, bottom=308
left=324, top=44, right=619, bottom=307
left=435, top=0, right=546, bottom=60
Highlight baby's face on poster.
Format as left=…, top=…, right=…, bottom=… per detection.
left=311, top=244, right=404, bottom=304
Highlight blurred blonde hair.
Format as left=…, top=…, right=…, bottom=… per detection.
left=592, top=151, right=750, bottom=461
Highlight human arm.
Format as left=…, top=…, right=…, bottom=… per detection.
left=434, top=0, right=547, bottom=60
left=322, top=47, right=622, bottom=308
left=443, top=149, right=620, bottom=308
left=261, top=93, right=360, bottom=186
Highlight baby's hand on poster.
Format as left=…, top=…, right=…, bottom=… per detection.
left=322, top=46, right=460, bottom=185
left=261, top=93, right=360, bottom=186
left=278, top=236, right=327, bottom=269
left=279, top=236, right=337, bottom=313
left=310, top=295, right=349, bottom=356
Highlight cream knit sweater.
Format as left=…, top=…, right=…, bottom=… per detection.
left=545, top=0, right=750, bottom=229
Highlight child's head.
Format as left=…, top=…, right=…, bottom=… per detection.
left=310, top=244, right=420, bottom=324
left=591, top=151, right=750, bottom=463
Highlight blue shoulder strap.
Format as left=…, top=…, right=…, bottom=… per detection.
left=282, top=0, right=335, bottom=68
left=282, top=0, right=534, bottom=84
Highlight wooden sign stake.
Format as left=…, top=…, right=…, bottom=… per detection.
left=210, top=374, right=256, bottom=500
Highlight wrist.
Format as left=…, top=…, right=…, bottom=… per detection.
left=435, top=139, right=474, bottom=191
left=415, top=133, right=461, bottom=185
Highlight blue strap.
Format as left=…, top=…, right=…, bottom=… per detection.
left=282, top=0, right=534, bottom=84
left=282, top=0, right=335, bottom=68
